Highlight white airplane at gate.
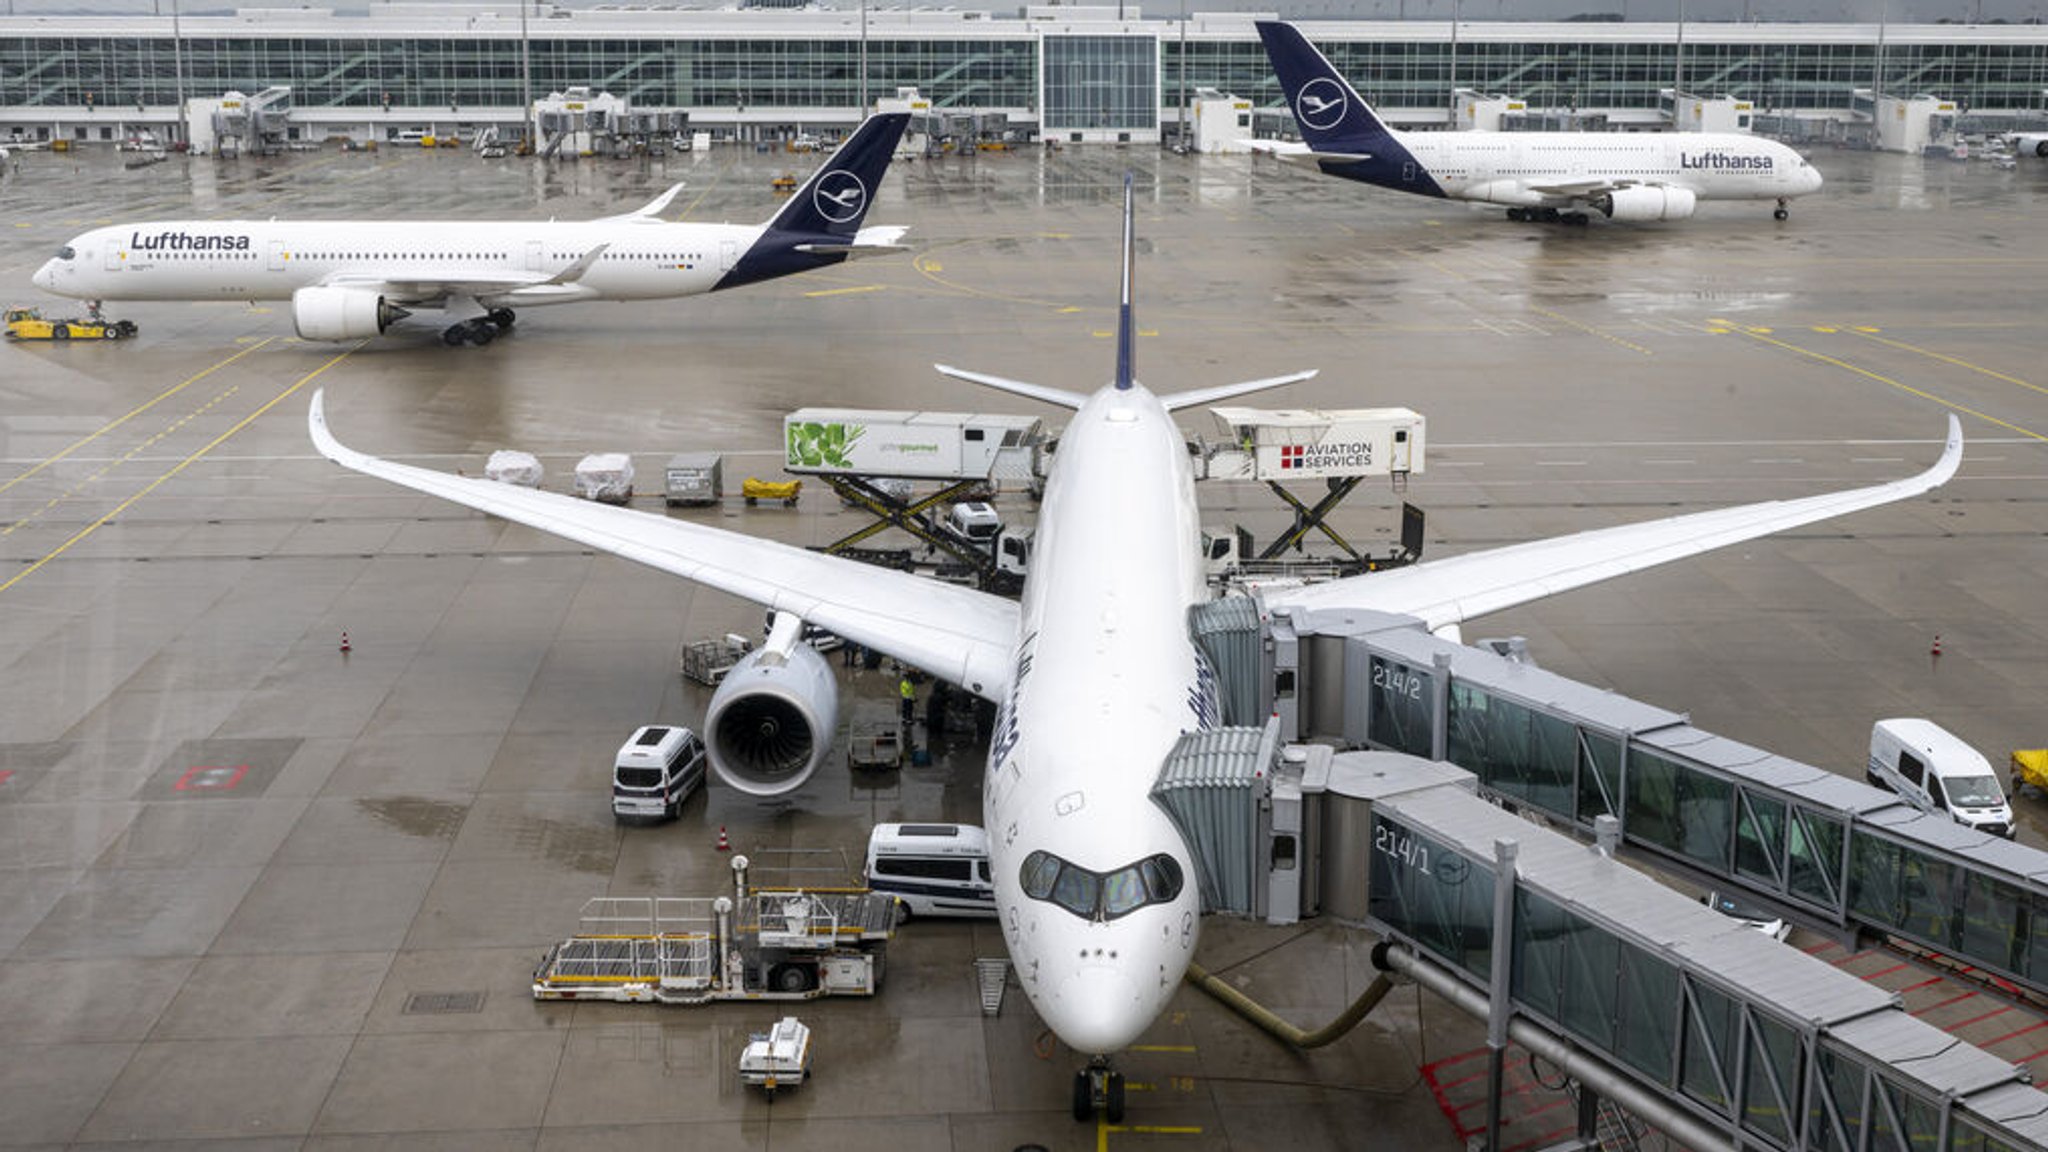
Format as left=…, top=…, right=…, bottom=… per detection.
left=1256, top=21, right=1823, bottom=224
left=309, top=176, right=1959, bottom=1124
left=32, top=112, right=909, bottom=346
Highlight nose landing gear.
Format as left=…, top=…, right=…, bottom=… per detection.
left=1072, top=1058, right=1126, bottom=1123
left=1774, top=198, right=1791, bottom=221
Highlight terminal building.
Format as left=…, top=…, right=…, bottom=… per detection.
left=4, top=5, right=2048, bottom=149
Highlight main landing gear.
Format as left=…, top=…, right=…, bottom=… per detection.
left=1072, top=1057, right=1126, bottom=1124
left=441, top=308, right=517, bottom=347
left=1505, top=206, right=1590, bottom=227
left=1773, top=197, right=1791, bottom=221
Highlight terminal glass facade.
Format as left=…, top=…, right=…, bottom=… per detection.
left=1040, top=34, right=1156, bottom=133
left=11, top=26, right=2048, bottom=119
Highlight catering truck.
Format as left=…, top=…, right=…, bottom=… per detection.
left=783, top=409, right=1045, bottom=483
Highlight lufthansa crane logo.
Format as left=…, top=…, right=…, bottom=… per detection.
left=1295, top=77, right=1349, bottom=132
left=813, top=170, right=868, bottom=225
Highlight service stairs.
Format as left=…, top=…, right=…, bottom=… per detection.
left=976, top=957, right=1011, bottom=1016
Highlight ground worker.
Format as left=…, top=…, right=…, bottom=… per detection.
left=899, top=673, right=916, bottom=728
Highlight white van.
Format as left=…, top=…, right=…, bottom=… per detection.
left=863, top=823, right=996, bottom=918
left=611, top=725, right=706, bottom=822
left=1866, top=718, right=2015, bottom=838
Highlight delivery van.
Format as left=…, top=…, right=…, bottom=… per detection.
left=1866, top=718, right=2014, bottom=838
left=863, top=823, right=996, bottom=919
left=611, top=725, right=706, bottom=822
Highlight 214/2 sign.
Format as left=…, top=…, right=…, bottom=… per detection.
left=1372, top=663, right=1425, bottom=701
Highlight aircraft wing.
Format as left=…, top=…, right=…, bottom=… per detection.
left=307, top=391, right=1021, bottom=700
left=320, top=245, right=612, bottom=306
left=1524, top=178, right=1656, bottom=200
left=1264, top=417, right=1963, bottom=633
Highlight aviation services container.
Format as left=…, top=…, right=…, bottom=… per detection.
left=783, top=409, right=1043, bottom=482
left=1205, top=407, right=1426, bottom=482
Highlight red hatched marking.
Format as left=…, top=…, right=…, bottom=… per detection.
left=1950, top=1004, right=2018, bottom=1030
left=173, top=764, right=249, bottom=792
left=1911, top=990, right=1980, bottom=1016
left=1983, top=1018, right=2048, bottom=1048
left=1897, top=975, right=1946, bottom=994
left=2015, top=1044, right=2048, bottom=1067
left=0, top=770, right=13, bottom=786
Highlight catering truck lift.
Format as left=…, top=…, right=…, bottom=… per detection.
left=531, top=856, right=898, bottom=1005
left=781, top=408, right=1047, bottom=587
left=1198, top=406, right=1427, bottom=573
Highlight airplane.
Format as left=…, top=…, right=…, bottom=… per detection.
left=31, top=112, right=910, bottom=346
left=308, top=177, right=1959, bottom=1123
left=2005, top=131, right=2048, bottom=158
left=1254, top=20, right=1824, bottom=225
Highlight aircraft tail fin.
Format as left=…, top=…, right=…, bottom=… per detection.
left=1255, top=20, right=1398, bottom=152
left=759, top=112, right=911, bottom=238
left=1116, top=173, right=1137, bottom=392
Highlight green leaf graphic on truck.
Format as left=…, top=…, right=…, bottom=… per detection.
left=788, top=421, right=865, bottom=469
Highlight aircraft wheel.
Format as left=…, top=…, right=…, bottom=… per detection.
left=488, top=307, right=515, bottom=329
left=1505, top=207, right=1526, bottom=222
left=468, top=321, right=496, bottom=346
left=442, top=326, right=467, bottom=346
left=1774, top=207, right=1789, bottom=221
left=51, top=324, right=69, bottom=340
left=2036, top=140, right=2048, bottom=157
left=1105, top=1072, right=1126, bottom=1124
left=1071, top=1071, right=1094, bottom=1122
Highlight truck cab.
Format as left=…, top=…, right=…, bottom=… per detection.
left=945, top=501, right=1001, bottom=544
left=1866, top=718, right=2014, bottom=838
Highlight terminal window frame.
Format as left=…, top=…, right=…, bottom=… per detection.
left=1020, top=849, right=1183, bottom=921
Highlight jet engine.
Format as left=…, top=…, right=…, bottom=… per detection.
left=703, top=616, right=838, bottom=796
left=291, top=286, right=410, bottom=342
left=1593, top=185, right=1698, bottom=222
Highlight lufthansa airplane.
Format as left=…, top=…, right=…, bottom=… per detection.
left=33, top=112, right=909, bottom=346
left=309, top=179, right=1958, bottom=1122
left=1256, top=21, right=1823, bottom=224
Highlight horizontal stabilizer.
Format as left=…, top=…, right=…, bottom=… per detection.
left=935, top=364, right=1089, bottom=411
left=792, top=242, right=910, bottom=261
left=1163, top=370, right=1318, bottom=412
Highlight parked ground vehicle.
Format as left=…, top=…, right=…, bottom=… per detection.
left=1866, top=719, right=2015, bottom=838
left=862, top=823, right=996, bottom=919
left=945, top=501, right=1001, bottom=543
left=664, top=452, right=723, bottom=506
left=742, top=477, right=801, bottom=506
left=611, top=725, right=706, bottom=821
left=5, top=305, right=136, bottom=341
left=740, top=1016, right=812, bottom=1097
left=1703, top=890, right=1791, bottom=941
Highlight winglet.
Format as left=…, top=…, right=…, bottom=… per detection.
left=1116, top=173, right=1136, bottom=392
left=600, top=182, right=686, bottom=223
left=544, top=243, right=609, bottom=286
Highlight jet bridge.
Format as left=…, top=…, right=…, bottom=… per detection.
left=1186, top=596, right=2048, bottom=1008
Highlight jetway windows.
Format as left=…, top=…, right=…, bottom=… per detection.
left=1447, top=683, right=1577, bottom=817
left=1680, top=982, right=1739, bottom=1114
left=1741, top=1013, right=1801, bottom=1146
left=1869, top=1077, right=1943, bottom=1152
left=1627, top=748, right=1735, bottom=875
left=1512, top=889, right=1569, bottom=1023
left=1786, top=808, right=1844, bottom=909
left=1367, top=657, right=1434, bottom=757
left=1807, top=1045, right=1868, bottom=1152
left=1959, top=871, right=2024, bottom=974
left=2031, top=897, right=2048, bottom=986
left=1851, top=837, right=1962, bottom=950
left=1367, top=815, right=1494, bottom=981
left=1735, top=791, right=1787, bottom=887
left=1615, top=943, right=1678, bottom=1084
left=1576, top=730, right=1623, bottom=825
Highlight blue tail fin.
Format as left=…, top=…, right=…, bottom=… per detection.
left=716, top=112, right=910, bottom=291
left=1255, top=21, right=1443, bottom=198
left=1116, top=173, right=1135, bottom=392
left=761, top=112, right=910, bottom=237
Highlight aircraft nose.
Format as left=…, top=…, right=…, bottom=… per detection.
left=1042, top=965, right=1149, bottom=1055
left=32, top=260, right=55, bottom=291
left=1806, top=166, right=1825, bottom=194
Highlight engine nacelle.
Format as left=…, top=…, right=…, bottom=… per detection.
left=704, top=639, right=838, bottom=796
left=291, top=286, right=410, bottom=342
left=1593, top=185, right=1698, bottom=222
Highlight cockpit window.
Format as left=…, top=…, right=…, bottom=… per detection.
left=56, top=246, right=76, bottom=262
left=1020, top=850, right=1184, bottom=921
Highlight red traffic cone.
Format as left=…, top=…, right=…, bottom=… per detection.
left=1931, top=634, right=1942, bottom=658
left=339, top=631, right=351, bottom=654
left=715, top=825, right=731, bottom=852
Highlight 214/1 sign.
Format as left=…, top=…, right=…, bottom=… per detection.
left=1374, top=823, right=1432, bottom=877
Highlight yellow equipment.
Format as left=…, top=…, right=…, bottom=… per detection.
left=741, top=478, right=802, bottom=507
left=5, top=306, right=138, bottom=341
left=2012, top=750, right=2048, bottom=796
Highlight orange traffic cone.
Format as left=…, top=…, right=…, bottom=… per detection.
left=339, top=631, right=351, bottom=654
left=716, top=825, right=731, bottom=852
